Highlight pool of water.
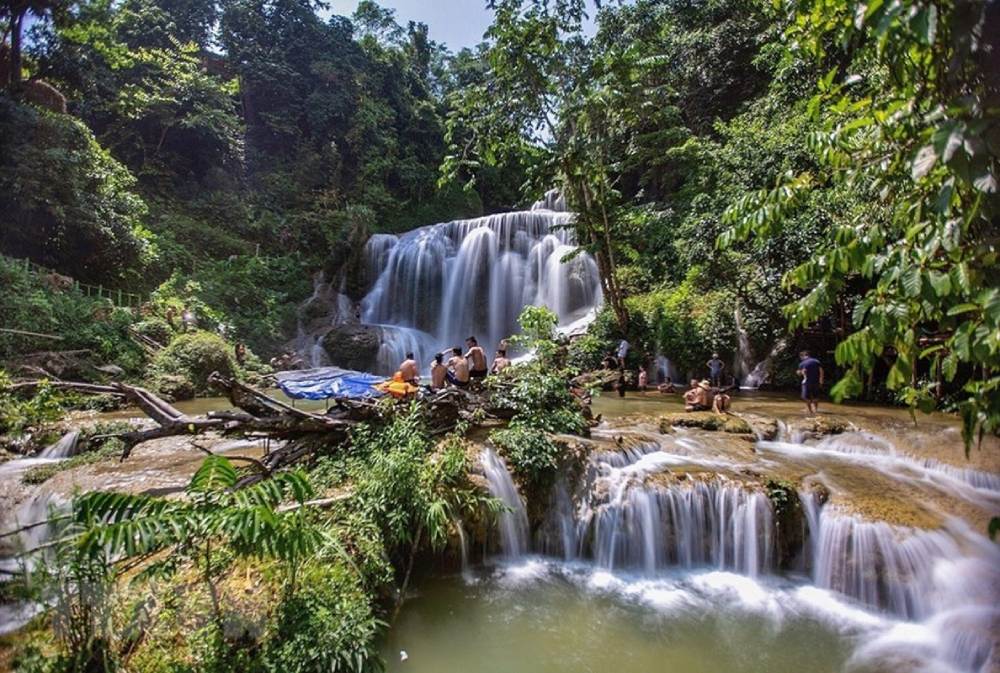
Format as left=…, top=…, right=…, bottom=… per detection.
left=381, top=560, right=895, bottom=673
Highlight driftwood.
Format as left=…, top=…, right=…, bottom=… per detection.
left=11, top=373, right=502, bottom=478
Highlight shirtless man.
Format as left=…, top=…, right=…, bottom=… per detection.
left=465, top=337, right=488, bottom=379
left=399, top=352, right=419, bottom=385
left=430, top=353, right=447, bottom=391
left=446, top=347, right=470, bottom=387
left=491, top=349, right=511, bottom=374
left=683, top=379, right=713, bottom=411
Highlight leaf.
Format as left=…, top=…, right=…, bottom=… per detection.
left=911, top=144, right=937, bottom=179
left=189, top=456, right=237, bottom=493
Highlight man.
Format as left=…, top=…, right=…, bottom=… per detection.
left=684, top=380, right=713, bottom=412
left=465, top=336, right=488, bottom=379
left=712, top=387, right=732, bottom=415
left=399, top=352, right=419, bottom=385
left=446, top=347, right=470, bottom=387
left=491, top=349, right=511, bottom=374
left=617, top=338, right=630, bottom=368
left=706, top=352, right=725, bottom=387
left=658, top=377, right=676, bottom=394
left=797, top=350, right=825, bottom=415
left=430, top=353, right=447, bottom=391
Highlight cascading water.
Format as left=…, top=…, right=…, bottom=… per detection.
left=480, top=448, right=530, bottom=558
left=343, top=200, right=602, bottom=374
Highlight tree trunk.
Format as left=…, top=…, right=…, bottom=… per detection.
left=9, top=11, right=24, bottom=87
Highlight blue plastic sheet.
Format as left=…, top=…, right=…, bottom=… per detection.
left=276, top=367, right=386, bottom=400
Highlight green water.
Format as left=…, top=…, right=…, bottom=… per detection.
left=380, top=563, right=860, bottom=673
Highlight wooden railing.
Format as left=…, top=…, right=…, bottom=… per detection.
left=4, top=255, right=146, bottom=308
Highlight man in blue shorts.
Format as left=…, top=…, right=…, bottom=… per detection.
left=797, top=350, right=825, bottom=415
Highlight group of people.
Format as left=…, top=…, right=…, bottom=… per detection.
left=397, top=336, right=512, bottom=392
left=628, top=349, right=826, bottom=416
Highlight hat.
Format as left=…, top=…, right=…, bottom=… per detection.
left=698, top=380, right=712, bottom=390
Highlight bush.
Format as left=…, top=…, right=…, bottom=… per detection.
left=151, top=331, right=236, bottom=397
left=263, top=562, right=384, bottom=673
left=489, top=423, right=561, bottom=489
left=132, top=317, right=174, bottom=347
left=0, top=371, right=66, bottom=438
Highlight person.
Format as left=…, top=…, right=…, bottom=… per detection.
left=491, top=349, right=511, bottom=374
left=712, top=387, right=732, bottom=414
left=638, top=368, right=648, bottom=390
left=706, top=353, right=725, bottom=387
left=234, top=342, right=247, bottom=366
left=615, top=372, right=627, bottom=397
left=446, top=347, right=470, bottom=387
left=602, top=352, right=619, bottom=370
left=465, top=337, right=488, bottom=379
left=181, top=305, right=198, bottom=332
left=658, top=377, right=676, bottom=394
left=797, top=350, right=825, bottom=415
left=430, top=353, right=447, bottom=391
left=684, top=380, right=713, bottom=412
left=399, top=352, right=419, bottom=385
left=617, top=339, right=630, bottom=368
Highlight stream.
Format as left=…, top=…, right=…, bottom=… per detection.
left=1, top=393, right=998, bottom=671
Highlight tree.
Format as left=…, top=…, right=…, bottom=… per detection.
left=721, top=0, right=1000, bottom=445
left=2, top=0, right=65, bottom=87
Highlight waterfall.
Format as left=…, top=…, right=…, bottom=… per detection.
left=480, top=448, right=530, bottom=558
left=588, top=480, right=774, bottom=577
left=38, top=431, right=80, bottom=459
left=733, top=305, right=753, bottom=383
left=349, top=207, right=601, bottom=374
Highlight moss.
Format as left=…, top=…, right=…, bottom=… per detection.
left=659, top=412, right=752, bottom=435
left=151, top=331, right=236, bottom=397
left=789, top=415, right=853, bottom=438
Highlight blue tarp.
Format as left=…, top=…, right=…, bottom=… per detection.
left=276, top=367, right=386, bottom=401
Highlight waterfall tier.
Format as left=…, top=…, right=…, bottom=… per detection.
left=301, top=206, right=604, bottom=374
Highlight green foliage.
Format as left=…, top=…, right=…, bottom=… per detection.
left=263, top=561, right=385, bottom=673
left=0, top=96, right=151, bottom=286
left=721, top=0, right=1000, bottom=444
left=0, top=372, right=64, bottom=438
left=0, top=256, right=146, bottom=372
left=347, top=405, right=500, bottom=557
left=150, top=331, right=235, bottom=396
left=489, top=423, right=562, bottom=490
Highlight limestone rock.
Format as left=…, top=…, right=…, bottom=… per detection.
left=658, top=412, right=753, bottom=435
left=321, top=323, right=381, bottom=371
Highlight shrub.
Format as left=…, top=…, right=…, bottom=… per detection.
left=132, top=317, right=174, bottom=347
left=489, top=423, right=561, bottom=489
left=151, top=331, right=236, bottom=396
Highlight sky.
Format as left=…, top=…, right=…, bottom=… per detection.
left=325, top=0, right=599, bottom=50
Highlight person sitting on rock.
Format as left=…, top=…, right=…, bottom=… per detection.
left=684, top=380, right=713, bottom=411
left=491, top=349, right=511, bottom=374
left=465, top=337, right=488, bottom=379
left=430, top=352, right=447, bottom=391
left=658, top=377, right=676, bottom=394
left=712, top=387, right=732, bottom=414
left=446, top=347, right=470, bottom=387
left=399, top=352, right=419, bottom=385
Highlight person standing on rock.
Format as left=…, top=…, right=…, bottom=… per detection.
left=465, top=337, right=488, bottom=379
left=446, top=347, right=470, bottom=387
left=706, top=352, right=725, bottom=387
left=399, top=352, right=419, bottom=385
left=797, top=350, right=825, bottom=415
left=638, top=368, right=648, bottom=390
left=430, top=353, right=447, bottom=391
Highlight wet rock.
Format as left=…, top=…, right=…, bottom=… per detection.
left=320, top=323, right=381, bottom=371
left=741, top=413, right=779, bottom=441
left=658, top=412, right=753, bottom=435
left=788, top=415, right=854, bottom=440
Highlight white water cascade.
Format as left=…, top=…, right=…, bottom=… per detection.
left=480, top=448, right=530, bottom=558
left=353, top=201, right=602, bottom=374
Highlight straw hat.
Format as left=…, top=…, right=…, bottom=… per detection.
left=698, top=380, right=712, bottom=390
